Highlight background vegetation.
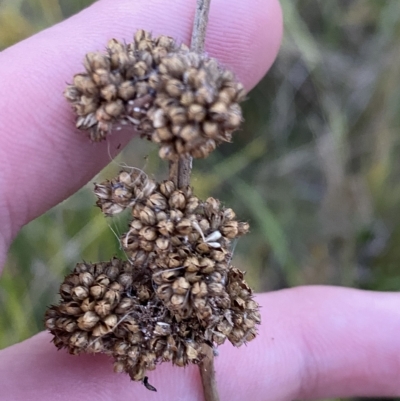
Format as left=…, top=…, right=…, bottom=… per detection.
left=1, top=1, right=400, bottom=400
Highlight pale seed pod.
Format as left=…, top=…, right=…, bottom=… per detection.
left=103, top=314, right=118, bottom=330
left=94, top=300, right=112, bottom=318
left=146, top=193, right=167, bottom=210
left=139, top=207, right=157, bottom=225
left=170, top=294, right=185, bottom=308
left=92, top=322, right=111, bottom=337
left=169, top=190, right=186, bottom=210
left=157, top=220, right=174, bottom=236
left=221, top=221, right=239, bottom=239
left=176, top=218, right=192, bottom=235
left=60, top=301, right=82, bottom=316
left=79, top=272, right=94, bottom=287
left=238, top=222, right=250, bottom=235
left=212, top=331, right=226, bottom=345
left=45, top=317, right=56, bottom=330
left=172, top=277, right=190, bottom=295
left=184, top=256, right=200, bottom=272
left=198, top=218, right=210, bottom=232
left=156, top=283, right=173, bottom=300
left=217, top=320, right=233, bottom=336
left=90, top=284, right=106, bottom=299
left=71, top=286, right=89, bottom=301
left=191, top=281, right=208, bottom=297
left=69, top=331, right=89, bottom=348
left=78, top=311, right=99, bottom=331
left=80, top=297, right=95, bottom=312
left=199, top=257, right=215, bottom=273
left=211, top=249, right=226, bottom=263
left=114, top=361, right=126, bottom=373
left=185, top=271, right=202, bottom=284
left=137, top=284, right=151, bottom=301
left=140, top=226, right=157, bottom=241
left=59, top=283, right=72, bottom=299
left=185, top=342, right=199, bottom=361
left=118, top=273, right=133, bottom=289
left=154, top=322, right=171, bottom=336
left=159, top=180, right=175, bottom=197
left=155, top=237, right=170, bottom=251
left=115, top=297, right=134, bottom=314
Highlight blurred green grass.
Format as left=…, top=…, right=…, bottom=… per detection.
left=1, top=2, right=400, bottom=398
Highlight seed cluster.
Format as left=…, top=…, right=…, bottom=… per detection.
left=47, top=27, right=259, bottom=389
left=64, top=30, right=245, bottom=160
left=45, top=171, right=260, bottom=382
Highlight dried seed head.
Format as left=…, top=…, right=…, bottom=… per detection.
left=65, top=30, right=244, bottom=159
left=49, top=30, right=256, bottom=389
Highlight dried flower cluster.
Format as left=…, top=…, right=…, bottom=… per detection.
left=64, top=30, right=245, bottom=160
left=46, top=27, right=260, bottom=390
left=45, top=171, right=260, bottom=382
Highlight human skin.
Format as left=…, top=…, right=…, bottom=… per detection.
left=0, top=1, right=400, bottom=400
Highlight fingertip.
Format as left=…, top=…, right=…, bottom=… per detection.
left=206, top=0, right=283, bottom=89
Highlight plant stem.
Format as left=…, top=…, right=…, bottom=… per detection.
left=190, top=0, right=212, bottom=53
left=169, top=0, right=211, bottom=189
left=199, top=343, right=220, bottom=401
left=168, top=1, right=219, bottom=399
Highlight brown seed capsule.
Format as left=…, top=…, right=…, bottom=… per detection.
left=221, top=221, right=239, bottom=239
left=45, top=317, right=56, bottom=330
left=114, top=360, right=126, bottom=373
left=165, top=79, right=185, bottom=98
left=60, top=301, right=82, bottom=316
left=172, top=277, right=190, bottom=295
left=156, top=283, right=173, bottom=301
left=188, top=103, right=206, bottom=122
left=84, top=52, right=110, bottom=71
left=146, top=193, right=167, bottom=210
left=59, top=283, right=72, bottom=299
left=79, top=272, right=94, bottom=287
left=199, top=258, right=215, bottom=273
left=71, top=285, right=89, bottom=301
left=169, top=190, right=186, bottom=210
left=105, top=100, right=124, bottom=118
left=170, top=294, right=185, bottom=308
left=176, top=218, right=192, bottom=235
left=103, top=314, right=118, bottom=329
left=154, top=322, right=171, bottom=336
left=191, top=281, right=208, bottom=297
left=73, top=74, right=97, bottom=96
left=118, top=273, right=133, bottom=289
left=184, top=256, right=200, bottom=272
left=155, top=237, right=170, bottom=251
left=78, top=311, right=99, bottom=331
left=238, top=222, right=250, bottom=235
left=94, top=300, right=112, bottom=318
left=115, top=297, right=134, bottom=314
left=69, top=331, right=88, bottom=348
left=140, top=226, right=157, bottom=241
left=211, top=249, right=226, bottom=263
left=118, top=81, right=136, bottom=100
left=159, top=180, right=175, bottom=197
left=90, top=284, right=106, bottom=299
left=208, top=282, right=224, bottom=296
left=212, top=331, right=227, bottom=345
left=139, top=207, right=157, bottom=225
left=92, top=322, right=111, bottom=337
left=80, top=297, right=95, bottom=312
left=185, top=342, right=199, bottom=361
